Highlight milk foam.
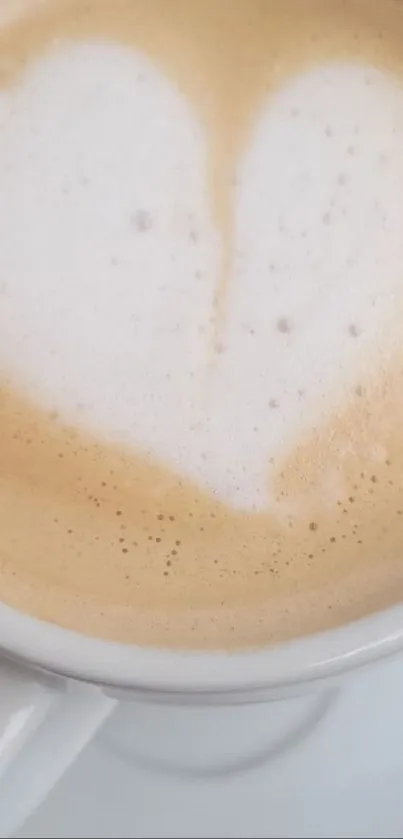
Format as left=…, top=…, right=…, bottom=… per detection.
left=0, top=42, right=403, bottom=511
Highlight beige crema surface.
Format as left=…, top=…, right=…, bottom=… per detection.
left=0, top=0, right=403, bottom=648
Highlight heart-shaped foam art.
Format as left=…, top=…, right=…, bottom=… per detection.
left=0, top=40, right=403, bottom=514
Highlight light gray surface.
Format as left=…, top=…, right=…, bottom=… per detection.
left=15, top=654, right=403, bottom=838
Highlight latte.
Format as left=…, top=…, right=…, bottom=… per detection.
left=0, top=0, right=402, bottom=648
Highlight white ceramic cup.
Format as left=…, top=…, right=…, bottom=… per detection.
left=0, top=598, right=402, bottom=836
left=0, top=1, right=402, bottom=834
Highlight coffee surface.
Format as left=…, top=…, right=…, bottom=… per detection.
left=0, top=0, right=403, bottom=648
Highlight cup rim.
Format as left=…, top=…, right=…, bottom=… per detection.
left=0, top=600, right=402, bottom=693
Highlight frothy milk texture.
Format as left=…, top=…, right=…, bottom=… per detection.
left=0, top=0, right=403, bottom=648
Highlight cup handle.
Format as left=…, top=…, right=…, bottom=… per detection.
left=0, top=657, right=116, bottom=837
